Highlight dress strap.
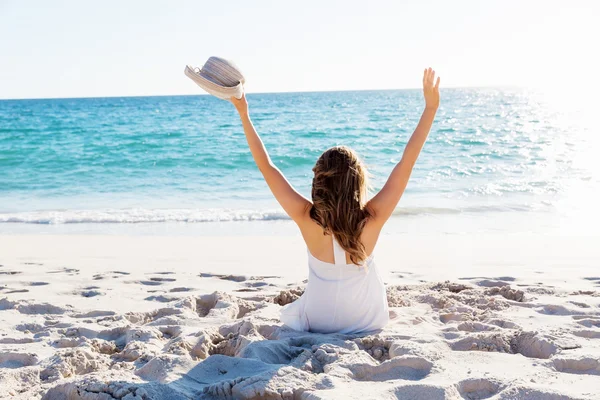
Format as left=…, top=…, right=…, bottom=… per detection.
left=332, top=236, right=347, bottom=265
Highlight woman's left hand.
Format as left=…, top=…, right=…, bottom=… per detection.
left=423, top=68, right=440, bottom=110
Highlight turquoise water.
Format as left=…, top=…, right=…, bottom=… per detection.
left=0, top=89, right=597, bottom=231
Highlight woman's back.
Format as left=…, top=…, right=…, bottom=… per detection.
left=300, top=214, right=381, bottom=264
left=280, top=235, right=389, bottom=334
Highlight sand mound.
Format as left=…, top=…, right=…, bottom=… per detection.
left=273, top=288, right=304, bottom=306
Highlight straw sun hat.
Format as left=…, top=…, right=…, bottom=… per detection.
left=184, top=57, right=245, bottom=100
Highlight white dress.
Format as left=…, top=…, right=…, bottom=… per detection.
left=280, top=237, right=389, bottom=334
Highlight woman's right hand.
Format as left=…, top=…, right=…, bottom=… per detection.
left=230, top=92, right=249, bottom=116
left=423, top=68, right=440, bottom=110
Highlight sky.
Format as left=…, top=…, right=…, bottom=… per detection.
left=0, top=0, right=598, bottom=99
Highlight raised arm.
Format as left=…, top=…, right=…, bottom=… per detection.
left=367, top=68, right=440, bottom=225
left=230, top=94, right=312, bottom=223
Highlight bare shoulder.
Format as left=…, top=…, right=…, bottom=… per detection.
left=297, top=212, right=324, bottom=247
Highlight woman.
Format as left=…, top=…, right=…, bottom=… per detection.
left=229, top=68, right=440, bottom=333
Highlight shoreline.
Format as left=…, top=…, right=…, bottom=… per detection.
left=0, top=205, right=590, bottom=237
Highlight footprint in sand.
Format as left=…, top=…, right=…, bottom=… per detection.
left=572, top=330, right=600, bottom=339
left=455, top=322, right=499, bottom=333
left=80, top=290, right=104, bottom=298
left=394, top=384, right=457, bottom=399
left=0, top=337, right=34, bottom=344
left=390, top=271, right=412, bottom=278
left=7, top=301, right=69, bottom=315
left=535, top=304, right=595, bottom=316
left=350, top=355, right=433, bottom=381
left=47, top=268, right=79, bottom=275
left=494, top=276, right=516, bottom=282
left=525, top=286, right=556, bottom=295
left=93, top=271, right=131, bottom=280
left=200, top=273, right=280, bottom=283
left=486, top=319, right=520, bottom=329
left=450, top=331, right=563, bottom=359
left=583, top=277, right=600, bottom=287
left=457, top=378, right=504, bottom=399
left=458, top=276, right=516, bottom=286
left=568, top=300, right=590, bottom=308
left=574, top=317, right=600, bottom=328
left=72, top=310, right=116, bottom=318
left=138, top=280, right=164, bottom=286
left=149, top=277, right=176, bottom=282
left=169, top=287, right=194, bottom=293
left=0, top=352, right=39, bottom=368
left=476, top=279, right=512, bottom=288
left=571, top=290, right=599, bottom=296
left=552, top=356, right=600, bottom=375
left=144, top=295, right=178, bottom=303
left=200, top=273, right=248, bottom=282
left=245, top=281, right=272, bottom=288
left=106, top=271, right=131, bottom=278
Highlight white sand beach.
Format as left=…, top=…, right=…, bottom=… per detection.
left=1, top=231, right=599, bottom=399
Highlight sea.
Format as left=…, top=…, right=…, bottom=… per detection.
left=0, top=89, right=597, bottom=236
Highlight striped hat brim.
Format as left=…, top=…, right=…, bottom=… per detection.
left=184, top=65, right=244, bottom=100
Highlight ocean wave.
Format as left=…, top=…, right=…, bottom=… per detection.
left=0, top=204, right=540, bottom=224
left=393, top=204, right=538, bottom=215
left=0, top=208, right=290, bottom=224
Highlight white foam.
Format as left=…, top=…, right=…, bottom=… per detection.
left=0, top=204, right=540, bottom=225
left=0, top=208, right=290, bottom=224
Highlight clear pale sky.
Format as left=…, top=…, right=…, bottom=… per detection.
left=0, top=0, right=597, bottom=99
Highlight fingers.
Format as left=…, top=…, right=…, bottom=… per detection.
left=422, top=67, right=441, bottom=90
left=423, top=67, right=436, bottom=88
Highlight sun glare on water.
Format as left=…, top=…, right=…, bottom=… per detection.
left=529, top=87, right=600, bottom=234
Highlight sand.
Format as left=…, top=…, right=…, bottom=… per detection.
left=1, top=232, right=599, bottom=399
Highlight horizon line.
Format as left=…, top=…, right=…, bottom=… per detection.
left=0, top=85, right=526, bottom=102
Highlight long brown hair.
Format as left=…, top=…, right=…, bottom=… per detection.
left=310, top=146, right=371, bottom=265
